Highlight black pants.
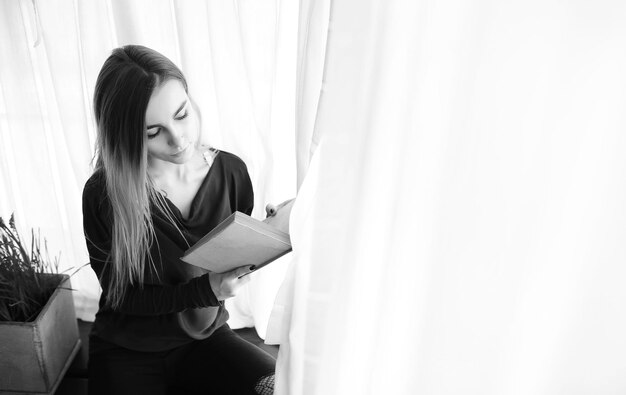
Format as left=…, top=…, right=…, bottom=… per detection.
left=88, top=325, right=276, bottom=395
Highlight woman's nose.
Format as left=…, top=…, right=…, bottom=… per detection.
left=168, top=128, right=187, bottom=148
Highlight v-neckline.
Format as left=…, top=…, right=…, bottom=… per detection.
left=163, top=152, right=221, bottom=223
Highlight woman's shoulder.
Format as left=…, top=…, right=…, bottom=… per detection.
left=199, top=145, right=248, bottom=170
left=82, top=169, right=108, bottom=204
left=82, top=169, right=112, bottom=221
left=84, top=169, right=105, bottom=191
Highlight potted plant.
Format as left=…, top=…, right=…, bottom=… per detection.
left=0, top=214, right=81, bottom=395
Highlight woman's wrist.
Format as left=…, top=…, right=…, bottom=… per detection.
left=208, top=272, right=225, bottom=301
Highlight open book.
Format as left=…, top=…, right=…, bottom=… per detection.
left=181, top=200, right=294, bottom=273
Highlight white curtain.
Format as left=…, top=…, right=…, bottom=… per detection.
left=0, top=0, right=298, bottom=336
left=271, top=0, right=626, bottom=393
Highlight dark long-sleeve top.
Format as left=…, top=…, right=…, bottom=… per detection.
left=82, top=151, right=254, bottom=352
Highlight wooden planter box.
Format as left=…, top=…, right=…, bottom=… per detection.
left=0, top=274, right=81, bottom=394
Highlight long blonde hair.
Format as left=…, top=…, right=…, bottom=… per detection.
left=93, top=45, right=188, bottom=309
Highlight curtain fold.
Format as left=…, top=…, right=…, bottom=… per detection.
left=0, top=0, right=297, bottom=334
left=273, top=0, right=626, bottom=393
left=294, top=0, right=330, bottom=187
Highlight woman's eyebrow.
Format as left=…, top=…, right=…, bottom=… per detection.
left=146, top=99, right=188, bottom=129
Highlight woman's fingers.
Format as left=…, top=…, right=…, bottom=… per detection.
left=265, top=198, right=295, bottom=218
left=265, top=204, right=277, bottom=217
left=209, top=265, right=255, bottom=300
left=233, top=265, right=255, bottom=280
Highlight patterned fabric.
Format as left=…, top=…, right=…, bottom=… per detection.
left=254, top=374, right=275, bottom=395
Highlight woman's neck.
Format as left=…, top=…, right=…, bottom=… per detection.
left=147, top=148, right=203, bottom=183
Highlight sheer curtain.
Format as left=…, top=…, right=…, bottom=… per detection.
left=0, top=0, right=297, bottom=335
left=272, top=0, right=626, bottom=393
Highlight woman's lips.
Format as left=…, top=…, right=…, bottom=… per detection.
left=172, top=142, right=191, bottom=156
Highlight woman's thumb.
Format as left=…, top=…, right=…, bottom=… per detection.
left=234, top=265, right=255, bottom=279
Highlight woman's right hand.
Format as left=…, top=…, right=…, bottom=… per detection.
left=208, top=265, right=255, bottom=301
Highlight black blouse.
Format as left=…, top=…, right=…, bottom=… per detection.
left=82, top=150, right=254, bottom=352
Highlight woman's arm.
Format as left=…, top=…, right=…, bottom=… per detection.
left=109, top=273, right=219, bottom=315
left=82, top=175, right=221, bottom=316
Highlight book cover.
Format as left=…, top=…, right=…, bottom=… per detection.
left=181, top=207, right=292, bottom=273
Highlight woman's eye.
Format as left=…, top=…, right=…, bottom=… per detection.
left=147, top=128, right=161, bottom=139
left=175, top=111, right=188, bottom=121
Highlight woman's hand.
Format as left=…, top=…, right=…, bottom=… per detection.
left=264, top=198, right=295, bottom=234
left=265, top=198, right=294, bottom=218
left=208, top=265, right=255, bottom=301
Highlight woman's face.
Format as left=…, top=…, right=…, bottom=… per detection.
left=144, top=79, right=198, bottom=165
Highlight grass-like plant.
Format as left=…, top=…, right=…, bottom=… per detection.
left=0, top=214, right=62, bottom=322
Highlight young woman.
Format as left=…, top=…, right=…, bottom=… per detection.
left=82, top=45, right=275, bottom=395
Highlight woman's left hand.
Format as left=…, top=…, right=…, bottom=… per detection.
left=208, top=265, right=255, bottom=301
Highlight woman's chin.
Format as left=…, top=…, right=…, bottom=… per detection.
left=149, top=151, right=191, bottom=166
left=167, top=143, right=195, bottom=163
